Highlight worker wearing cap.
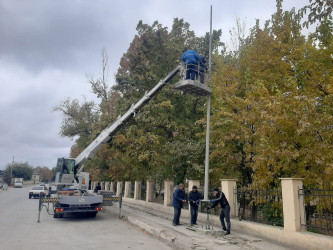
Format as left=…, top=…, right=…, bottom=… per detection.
left=172, top=183, right=187, bottom=226
left=189, top=185, right=202, bottom=225
left=182, top=50, right=199, bottom=80
left=209, top=187, right=231, bottom=235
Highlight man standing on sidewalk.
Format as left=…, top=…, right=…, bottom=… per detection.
left=189, top=185, right=201, bottom=225
left=209, top=187, right=231, bottom=235
left=172, top=183, right=186, bottom=226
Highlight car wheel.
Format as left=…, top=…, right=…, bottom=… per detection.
left=53, top=213, right=59, bottom=218
left=59, top=214, right=64, bottom=218
left=29, top=195, right=31, bottom=199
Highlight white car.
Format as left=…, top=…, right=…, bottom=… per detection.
left=29, top=186, right=49, bottom=199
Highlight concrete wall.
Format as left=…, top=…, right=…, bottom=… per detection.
left=122, top=197, right=333, bottom=250
left=164, top=180, right=174, bottom=206
left=134, top=181, right=141, bottom=200
left=146, top=181, right=154, bottom=202
left=97, top=177, right=333, bottom=249
left=116, top=182, right=123, bottom=196
left=124, top=181, right=131, bottom=198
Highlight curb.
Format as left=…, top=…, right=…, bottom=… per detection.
left=104, top=206, right=192, bottom=249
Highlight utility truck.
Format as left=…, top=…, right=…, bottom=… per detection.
left=38, top=63, right=211, bottom=221
left=14, top=178, right=23, bottom=188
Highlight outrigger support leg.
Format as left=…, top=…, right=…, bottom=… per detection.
left=119, top=197, right=122, bottom=218
left=37, top=196, right=42, bottom=223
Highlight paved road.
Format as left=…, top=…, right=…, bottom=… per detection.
left=0, top=186, right=172, bottom=250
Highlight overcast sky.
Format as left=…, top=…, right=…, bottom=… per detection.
left=0, top=0, right=310, bottom=170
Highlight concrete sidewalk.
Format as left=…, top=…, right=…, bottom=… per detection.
left=104, top=202, right=291, bottom=250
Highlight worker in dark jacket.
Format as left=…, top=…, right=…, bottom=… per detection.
left=182, top=50, right=199, bottom=80
left=172, top=183, right=186, bottom=226
left=209, top=187, right=231, bottom=235
left=198, top=54, right=207, bottom=84
left=94, top=183, right=101, bottom=193
left=189, top=185, right=202, bottom=225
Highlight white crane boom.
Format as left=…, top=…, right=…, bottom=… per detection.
left=75, top=64, right=183, bottom=174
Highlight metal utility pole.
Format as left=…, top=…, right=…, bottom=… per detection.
left=204, top=5, right=213, bottom=201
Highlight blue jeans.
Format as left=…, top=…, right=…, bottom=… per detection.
left=190, top=205, right=198, bottom=224
left=220, top=206, right=231, bottom=232
left=173, top=206, right=182, bottom=225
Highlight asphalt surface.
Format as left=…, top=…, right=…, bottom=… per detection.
left=0, top=185, right=172, bottom=250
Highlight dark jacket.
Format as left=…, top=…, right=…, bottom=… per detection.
left=211, top=191, right=230, bottom=209
left=182, top=50, right=199, bottom=65
left=172, top=188, right=186, bottom=208
left=94, top=184, right=101, bottom=193
left=189, top=190, right=202, bottom=207
left=198, top=55, right=207, bottom=72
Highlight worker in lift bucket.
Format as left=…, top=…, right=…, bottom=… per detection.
left=182, top=50, right=199, bottom=80
left=198, top=54, right=207, bottom=84
left=208, top=187, right=231, bottom=235
left=172, top=183, right=187, bottom=226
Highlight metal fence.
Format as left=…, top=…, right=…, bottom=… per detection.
left=129, top=182, right=135, bottom=198
left=140, top=183, right=146, bottom=201
left=236, top=187, right=283, bottom=227
left=152, top=183, right=164, bottom=204
left=299, top=187, right=333, bottom=236
left=183, top=62, right=207, bottom=84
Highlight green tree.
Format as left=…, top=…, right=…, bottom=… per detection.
left=5, top=162, right=34, bottom=181
left=56, top=18, right=223, bottom=184
left=300, top=0, right=333, bottom=28
left=210, top=1, right=333, bottom=188
left=35, top=167, right=54, bottom=182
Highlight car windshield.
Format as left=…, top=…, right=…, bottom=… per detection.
left=32, top=187, right=43, bottom=190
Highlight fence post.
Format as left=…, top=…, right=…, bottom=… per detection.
left=116, top=181, right=123, bottom=197
left=134, top=181, right=141, bottom=200
left=92, top=182, right=97, bottom=191
left=124, top=181, right=131, bottom=198
left=221, top=179, right=237, bottom=218
left=146, top=180, right=154, bottom=202
left=280, top=178, right=305, bottom=232
left=187, top=180, right=200, bottom=211
left=105, top=182, right=110, bottom=191
left=164, top=180, right=174, bottom=206
left=110, top=181, right=116, bottom=192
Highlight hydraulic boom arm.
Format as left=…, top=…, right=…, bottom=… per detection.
left=75, top=64, right=183, bottom=174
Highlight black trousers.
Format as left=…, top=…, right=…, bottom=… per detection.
left=185, top=64, right=198, bottom=80
left=199, top=71, right=205, bottom=84
left=220, top=206, right=231, bottom=232
left=173, top=206, right=182, bottom=225
left=190, top=205, right=198, bottom=224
